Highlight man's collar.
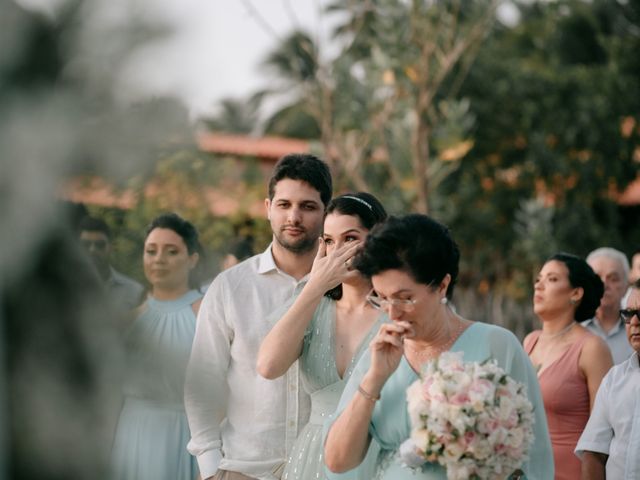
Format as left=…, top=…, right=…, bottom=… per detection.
left=257, top=244, right=278, bottom=274
left=591, top=315, right=626, bottom=333
left=256, top=243, right=311, bottom=283
left=628, top=351, right=640, bottom=370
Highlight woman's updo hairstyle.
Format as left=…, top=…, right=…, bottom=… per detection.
left=145, top=213, right=205, bottom=290
left=546, top=252, right=604, bottom=322
left=354, top=214, right=460, bottom=299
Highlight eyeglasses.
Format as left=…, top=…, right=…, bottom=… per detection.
left=620, top=309, right=640, bottom=324
left=366, top=290, right=417, bottom=312
left=80, top=239, right=108, bottom=251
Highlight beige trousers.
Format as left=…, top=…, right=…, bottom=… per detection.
left=211, top=470, right=257, bottom=480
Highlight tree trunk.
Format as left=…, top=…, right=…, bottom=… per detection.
left=411, top=113, right=431, bottom=214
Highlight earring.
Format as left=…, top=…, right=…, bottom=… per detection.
left=440, top=297, right=448, bottom=305
left=570, top=298, right=577, bottom=305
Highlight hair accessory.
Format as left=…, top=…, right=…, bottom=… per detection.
left=342, top=195, right=373, bottom=211
left=358, top=385, right=380, bottom=403
left=440, top=297, right=448, bottom=305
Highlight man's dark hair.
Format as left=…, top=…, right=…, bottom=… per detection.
left=79, top=216, right=111, bottom=239
left=268, top=153, right=332, bottom=206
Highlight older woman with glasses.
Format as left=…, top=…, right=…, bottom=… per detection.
left=324, top=214, right=554, bottom=480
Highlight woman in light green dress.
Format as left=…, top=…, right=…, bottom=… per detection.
left=258, top=193, right=387, bottom=479
left=111, top=213, right=204, bottom=480
left=324, top=214, right=554, bottom=479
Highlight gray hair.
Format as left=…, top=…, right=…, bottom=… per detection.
left=586, top=247, right=630, bottom=280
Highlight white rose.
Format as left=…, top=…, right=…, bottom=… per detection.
left=411, top=428, right=430, bottom=451
left=444, top=443, right=465, bottom=462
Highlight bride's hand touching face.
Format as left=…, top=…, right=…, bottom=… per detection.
left=307, top=213, right=368, bottom=291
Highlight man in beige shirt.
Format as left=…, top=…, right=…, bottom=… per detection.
left=185, top=154, right=333, bottom=480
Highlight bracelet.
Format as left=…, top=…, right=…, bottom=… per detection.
left=358, top=385, right=380, bottom=403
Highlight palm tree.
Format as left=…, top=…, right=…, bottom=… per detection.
left=257, top=30, right=323, bottom=140
left=199, top=95, right=262, bottom=134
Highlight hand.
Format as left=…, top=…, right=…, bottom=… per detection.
left=368, top=321, right=414, bottom=382
left=307, top=238, right=362, bottom=292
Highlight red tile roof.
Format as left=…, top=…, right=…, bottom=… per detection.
left=196, top=132, right=310, bottom=160
left=60, top=176, right=267, bottom=217
left=62, top=177, right=136, bottom=210
left=61, top=133, right=640, bottom=213
left=61, top=133, right=315, bottom=216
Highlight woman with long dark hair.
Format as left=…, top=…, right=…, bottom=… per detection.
left=525, top=253, right=612, bottom=480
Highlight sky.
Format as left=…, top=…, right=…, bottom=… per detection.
left=116, top=0, right=340, bottom=117
left=15, top=0, right=518, bottom=118
left=108, top=0, right=517, bottom=118
left=16, top=0, right=340, bottom=116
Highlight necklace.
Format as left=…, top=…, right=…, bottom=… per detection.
left=540, top=321, right=575, bottom=340
left=404, top=319, right=466, bottom=359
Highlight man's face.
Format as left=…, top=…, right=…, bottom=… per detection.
left=630, top=253, right=640, bottom=284
left=79, top=230, right=111, bottom=272
left=265, top=178, right=324, bottom=254
left=588, top=256, right=627, bottom=310
left=624, top=288, right=640, bottom=354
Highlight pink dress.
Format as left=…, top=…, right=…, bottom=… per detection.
left=524, top=330, right=592, bottom=480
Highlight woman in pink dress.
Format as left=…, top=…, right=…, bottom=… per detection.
left=524, top=253, right=613, bottom=480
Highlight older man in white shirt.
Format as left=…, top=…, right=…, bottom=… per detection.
left=576, top=280, right=640, bottom=479
left=185, top=154, right=332, bottom=480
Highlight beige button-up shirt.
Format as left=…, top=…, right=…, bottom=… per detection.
left=185, top=246, right=310, bottom=479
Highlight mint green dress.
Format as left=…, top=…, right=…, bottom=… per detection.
left=328, top=322, right=554, bottom=480
left=111, top=290, right=202, bottom=480
left=279, top=296, right=383, bottom=480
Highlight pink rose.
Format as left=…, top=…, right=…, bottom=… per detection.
left=450, top=391, right=470, bottom=406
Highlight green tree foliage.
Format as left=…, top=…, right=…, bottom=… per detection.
left=241, top=0, right=640, bottom=330
left=447, top=0, right=640, bottom=292
left=257, top=30, right=324, bottom=140
left=198, top=95, right=263, bottom=134
left=256, top=0, right=497, bottom=210
left=90, top=149, right=273, bottom=284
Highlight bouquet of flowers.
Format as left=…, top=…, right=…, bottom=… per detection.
left=401, top=351, right=535, bottom=480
